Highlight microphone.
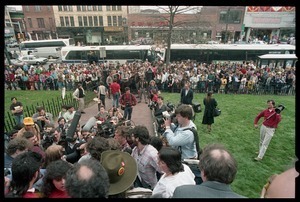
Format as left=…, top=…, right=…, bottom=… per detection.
left=66, top=111, right=81, bottom=142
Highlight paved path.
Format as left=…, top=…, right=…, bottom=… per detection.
left=78, top=96, right=155, bottom=136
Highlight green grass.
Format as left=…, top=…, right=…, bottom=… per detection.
left=161, top=92, right=296, bottom=198
left=4, top=90, right=96, bottom=124
left=4, top=90, right=295, bottom=198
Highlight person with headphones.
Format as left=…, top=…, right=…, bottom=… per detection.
left=254, top=99, right=282, bottom=161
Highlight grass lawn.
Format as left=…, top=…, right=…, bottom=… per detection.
left=161, top=92, right=296, bottom=198
left=4, top=90, right=296, bottom=198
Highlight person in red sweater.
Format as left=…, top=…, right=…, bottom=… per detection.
left=120, top=87, right=137, bottom=121
left=254, top=99, right=282, bottom=161
left=110, top=78, right=121, bottom=108
left=41, top=159, right=73, bottom=198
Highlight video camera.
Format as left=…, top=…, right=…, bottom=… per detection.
left=96, top=120, right=116, bottom=138
left=275, top=104, right=285, bottom=114
left=148, top=101, right=157, bottom=110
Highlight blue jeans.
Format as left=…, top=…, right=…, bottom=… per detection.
left=124, top=106, right=133, bottom=120
left=113, top=92, right=120, bottom=108
left=14, top=115, right=24, bottom=126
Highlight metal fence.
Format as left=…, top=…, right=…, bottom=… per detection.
left=5, top=93, right=78, bottom=133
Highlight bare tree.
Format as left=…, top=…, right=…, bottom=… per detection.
left=157, top=6, right=200, bottom=64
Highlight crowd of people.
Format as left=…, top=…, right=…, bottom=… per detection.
left=5, top=58, right=296, bottom=97
left=4, top=58, right=296, bottom=198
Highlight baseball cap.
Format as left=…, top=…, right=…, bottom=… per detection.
left=23, top=117, right=34, bottom=125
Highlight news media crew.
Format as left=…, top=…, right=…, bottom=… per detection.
left=253, top=99, right=282, bottom=161
left=162, top=104, right=202, bottom=184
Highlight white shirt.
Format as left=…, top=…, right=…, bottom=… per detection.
left=152, top=164, right=195, bottom=198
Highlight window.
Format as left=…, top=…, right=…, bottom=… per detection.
left=117, top=6, right=122, bottom=11
left=93, top=6, right=97, bottom=11
left=63, top=6, right=68, bottom=11
left=107, top=16, right=112, bottom=26
left=94, top=16, right=98, bottom=26
left=98, top=6, right=102, bottom=11
left=25, top=6, right=30, bottom=11
left=88, top=16, right=93, bottom=26
left=35, top=6, right=41, bottom=12
left=77, top=6, right=81, bottom=11
left=78, top=16, right=83, bottom=26
left=83, top=16, right=88, bottom=26
left=113, top=16, right=117, bottom=26
left=47, top=6, right=51, bottom=11
left=118, top=16, right=122, bottom=26
left=68, top=6, right=73, bottom=11
left=60, top=17, right=65, bottom=27
left=112, top=6, right=116, bottom=11
left=37, top=18, right=45, bottom=28
left=99, top=16, right=103, bottom=26
left=82, top=6, right=86, bottom=11
left=70, top=16, right=75, bottom=26
left=219, top=10, right=242, bottom=24
left=65, top=16, right=70, bottom=27
left=58, top=6, right=63, bottom=11
left=106, top=6, right=111, bottom=11
left=87, top=6, right=92, bottom=11
left=28, top=18, right=32, bottom=28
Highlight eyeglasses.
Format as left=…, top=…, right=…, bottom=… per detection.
left=260, top=174, right=278, bottom=198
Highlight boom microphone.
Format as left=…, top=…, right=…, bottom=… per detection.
left=66, top=111, right=81, bottom=142
left=82, top=117, right=97, bottom=132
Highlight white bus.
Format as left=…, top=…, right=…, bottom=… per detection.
left=61, top=45, right=163, bottom=65
left=257, top=54, right=297, bottom=69
left=159, top=43, right=296, bottom=64
left=19, top=38, right=75, bottom=59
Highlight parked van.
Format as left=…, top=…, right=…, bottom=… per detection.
left=32, top=47, right=62, bottom=59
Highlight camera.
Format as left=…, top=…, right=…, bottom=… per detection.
left=166, top=102, right=175, bottom=112
left=275, top=104, right=285, bottom=114
left=96, top=120, right=115, bottom=138
left=41, top=131, right=55, bottom=149
left=148, top=101, right=157, bottom=110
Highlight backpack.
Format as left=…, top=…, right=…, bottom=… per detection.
left=183, top=127, right=202, bottom=159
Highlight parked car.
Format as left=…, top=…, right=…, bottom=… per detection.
left=5, top=58, right=25, bottom=68
left=19, top=55, right=48, bottom=65
left=6, top=41, right=19, bottom=48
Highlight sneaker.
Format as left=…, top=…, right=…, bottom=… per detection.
left=138, top=101, right=141, bottom=103
left=254, top=157, right=262, bottom=161
left=255, top=151, right=259, bottom=154
left=81, top=111, right=86, bottom=114
left=145, top=102, right=148, bottom=104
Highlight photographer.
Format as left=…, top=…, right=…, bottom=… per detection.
left=32, top=106, right=54, bottom=132
left=254, top=99, right=282, bottom=161
left=162, top=104, right=202, bottom=184
left=152, top=96, right=169, bottom=135
left=120, top=87, right=137, bottom=121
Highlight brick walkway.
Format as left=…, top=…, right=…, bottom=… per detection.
left=78, top=96, right=155, bottom=136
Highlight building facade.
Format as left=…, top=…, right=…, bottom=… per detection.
left=7, top=5, right=295, bottom=46
left=22, top=5, right=57, bottom=40
left=53, top=5, right=128, bottom=45
left=243, top=6, right=295, bottom=43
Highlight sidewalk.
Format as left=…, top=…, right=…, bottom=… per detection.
left=78, top=97, right=155, bottom=136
